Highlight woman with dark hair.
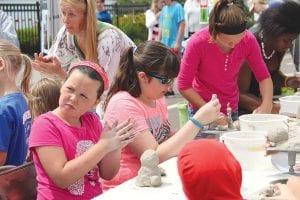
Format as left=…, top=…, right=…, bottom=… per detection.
left=178, top=0, right=273, bottom=125
left=238, top=1, right=300, bottom=114
left=102, top=41, right=221, bottom=190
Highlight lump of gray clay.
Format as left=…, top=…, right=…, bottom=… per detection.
left=135, top=149, right=162, bottom=187
left=267, top=127, right=288, bottom=143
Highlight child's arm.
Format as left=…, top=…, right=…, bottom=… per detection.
left=35, top=119, right=135, bottom=188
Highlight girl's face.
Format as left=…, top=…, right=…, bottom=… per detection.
left=60, top=4, right=86, bottom=35
left=216, top=31, right=245, bottom=51
left=139, top=71, right=173, bottom=100
left=58, top=69, right=100, bottom=119
left=273, top=33, right=299, bottom=52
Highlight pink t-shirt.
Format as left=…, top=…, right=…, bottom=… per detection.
left=29, top=111, right=103, bottom=200
left=178, top=27, right=270, bottom=114
left=101, top=91, right=171, bottom=190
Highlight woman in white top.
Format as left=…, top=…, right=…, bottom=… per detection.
left=145, top=0, right=165, bottom=41
left=32, top=0, right=135, bottom=118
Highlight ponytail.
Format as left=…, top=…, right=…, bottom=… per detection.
left=20, top=54, right=32, bottom=97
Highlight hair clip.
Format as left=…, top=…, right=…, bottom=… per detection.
left=227, top=2, right=234, bottom=6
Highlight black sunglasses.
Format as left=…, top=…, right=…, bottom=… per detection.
left=145, top=71, right=173, bottom=85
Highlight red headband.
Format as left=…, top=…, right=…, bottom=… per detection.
left=68, top=61, right=109, bottom=90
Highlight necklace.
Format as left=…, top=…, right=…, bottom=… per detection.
left=259, top=31, right=275, bottom=60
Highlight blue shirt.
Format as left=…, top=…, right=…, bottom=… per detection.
left=96, top=10, right=112, bottom=24
left=159, top=2, right=185, bottom=48
left=0, top=92, right=31, bottom=165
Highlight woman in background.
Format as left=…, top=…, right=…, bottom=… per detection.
left=33, top=0, right=135, bottom=118
left=238, top=1, right=300, bottom=114
left=145, top=0, right=165, bottom=41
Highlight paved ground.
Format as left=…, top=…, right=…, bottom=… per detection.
left=166, top=50, right=297, bottom=131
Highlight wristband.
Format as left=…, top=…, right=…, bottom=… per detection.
left=189, top=117, right=204, bottom=130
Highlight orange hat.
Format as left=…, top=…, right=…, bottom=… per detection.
left=177, top=139, right=243, bottom=200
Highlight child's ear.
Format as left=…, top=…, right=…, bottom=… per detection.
left=138, top=71, right=148, bottom=82
left=0, top=57, right=5, bottom=71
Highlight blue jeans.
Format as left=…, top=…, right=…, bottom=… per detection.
left=188, top=105, right=238, bottom=139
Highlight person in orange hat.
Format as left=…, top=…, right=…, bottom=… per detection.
left=177, top=139, right=243, bottom=200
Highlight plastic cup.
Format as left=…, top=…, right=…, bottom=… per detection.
left=177, top=102, right=188, bottom=128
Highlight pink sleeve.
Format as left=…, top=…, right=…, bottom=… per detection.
left=177, top=34, right=202, bottom=90
left=245, top=31, right=270, bottom=81
left=29, top=114, right=63, bottom=149
left=104, top=95, right=150, bottom=135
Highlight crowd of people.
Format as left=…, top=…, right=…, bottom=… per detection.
left=1, top=0, right=300, bottom=199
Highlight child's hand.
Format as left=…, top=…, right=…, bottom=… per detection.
left=264, top=183, right=298, bottom=200
left=194, top=94, right=221, bottom=125
left=101, top=118, right=135, bottom=152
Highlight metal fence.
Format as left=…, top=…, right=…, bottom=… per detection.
left=0, top=2, right=41, bottom=56
left=0, top=2, right=148, bottom=56
left=105, top=4, right=149, bottom=27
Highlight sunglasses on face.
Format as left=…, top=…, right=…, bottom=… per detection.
left=145, top=71, right=173, bottom=85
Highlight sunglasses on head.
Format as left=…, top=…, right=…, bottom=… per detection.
left=145, top=71, right=173, bottom=85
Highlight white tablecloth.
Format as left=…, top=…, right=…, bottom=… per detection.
left=93, top=157, right=290, bottom=200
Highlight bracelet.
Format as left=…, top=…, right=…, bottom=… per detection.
left=189, top=117, right=204, bottom=130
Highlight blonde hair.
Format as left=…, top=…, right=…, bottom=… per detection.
left=60, top=0, right=98, bottom=63
left=0, top=40, right=32, bottom=96
left=28, top=78, right=61, bottom=120
left=151, top=0, right=162, bottom=14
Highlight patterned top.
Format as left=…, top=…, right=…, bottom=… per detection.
left=48, top=22, right=135, bottom=117
left=102, top=91, right=171, bottom=190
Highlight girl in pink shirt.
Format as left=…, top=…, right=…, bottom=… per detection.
left=29, top=61, right=135, bottom=199
left=102, top=41, right=222, bottom=190
left=177, top=0, right=273, bottom=120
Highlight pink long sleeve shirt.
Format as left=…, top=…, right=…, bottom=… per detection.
left=177, top=27, right=270, bottom=114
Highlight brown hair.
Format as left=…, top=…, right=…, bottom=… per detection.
left=0, top=40, right=32, bottom=97
left=105, top=41, right=180, bottom=109
left=209, top=0, right=247, bottom=40
left=28, top=78, right=61, bottom=120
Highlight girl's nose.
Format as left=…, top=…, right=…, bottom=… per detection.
left=70, top=94, right=77, bottom=102
left=62, top=15, right=69, bottom=24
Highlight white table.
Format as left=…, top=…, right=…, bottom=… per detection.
left=94, top=157, right=289, bottom=200
left=94, top=157, right=186, bottom=200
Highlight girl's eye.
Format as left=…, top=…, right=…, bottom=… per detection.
left=66, top=87, right=74, bottom=91
left=80, top=94, right=88, bottom=99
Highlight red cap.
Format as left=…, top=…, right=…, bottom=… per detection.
left=68, top=61, right=109, bottom=90
left=177, top=139, right=243, bottom=200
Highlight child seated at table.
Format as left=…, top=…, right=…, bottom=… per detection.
left=29, top=61, right=135, bottom=199
left=101, top=41, right=221, bottom=190
left=177, top=139, right=243, bottom=200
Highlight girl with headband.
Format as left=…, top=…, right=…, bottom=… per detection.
left=29, top=61, right=135, bottom=199
left=177, top=0, right=273, bottom=126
